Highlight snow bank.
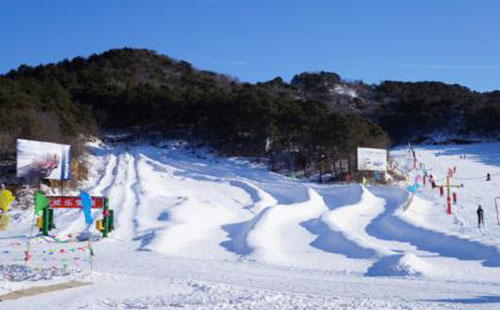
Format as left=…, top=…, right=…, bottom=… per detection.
left=245, top=188, right=327, bottom=263
left=365, top=252, right=433, bottom=277
left=311, top=185, right=393, bottom=257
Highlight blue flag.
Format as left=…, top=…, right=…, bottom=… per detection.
left=80, top=190, right=94, bottom=225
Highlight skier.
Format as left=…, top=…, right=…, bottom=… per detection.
left=477, top=205, right=484, bottom=228
left=439, top=186, right=444, bottom=197
left=487, top=172, right=491, bottom=181
left=452, top=192, right=457, bottom=205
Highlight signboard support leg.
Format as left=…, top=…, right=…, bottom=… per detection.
left=42, top=207, right=50, bottom=236
left=103, top=198, right=109, bottom=238
left=109, top=209, right=114, bottom=231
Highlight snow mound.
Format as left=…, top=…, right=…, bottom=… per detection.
left=311, top=185, right=392, bottom=258
left=365, top=253, right=433, bottom=277
left=245, top=188, right=327, bottom=263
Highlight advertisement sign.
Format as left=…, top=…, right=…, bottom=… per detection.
left=17, top=139, right=71, bottom=180
left=47, top=196, right=105, bottom=209
left=357, top=147, right=387, bottom=171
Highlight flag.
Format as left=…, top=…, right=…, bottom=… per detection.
left=35, top=191, right=50, bottom=217
left=80, top=190, right=94, bottom=224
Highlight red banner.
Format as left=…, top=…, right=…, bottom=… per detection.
left=47, top=196, right=105, bottom=209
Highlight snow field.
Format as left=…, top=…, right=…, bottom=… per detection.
left=3, top=141, right=500, bottom=309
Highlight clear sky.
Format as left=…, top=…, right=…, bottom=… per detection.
left=1, top=0, right=500, bottom=91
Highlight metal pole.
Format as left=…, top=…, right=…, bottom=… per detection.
left=447, top=176, right=451, bottom=215
left=495, top=197, right=500, bottom=226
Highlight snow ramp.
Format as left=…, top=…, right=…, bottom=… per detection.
left=238, top=188, right=327, bottom=264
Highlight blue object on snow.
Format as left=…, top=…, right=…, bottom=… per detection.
left=408, top=183, right=420, bottom=193
left=80, top=190, right=94, bottom=224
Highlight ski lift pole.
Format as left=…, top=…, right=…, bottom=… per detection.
left=436, top=175, right=462, bottom=215
left=447, top=176, right=451, bottom=215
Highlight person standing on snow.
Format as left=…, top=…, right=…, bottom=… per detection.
left=487, top=173, right=491, bottom=181
left=477, top=205, right=484, bottom=228
left=430, top=175, right=436, bottom=188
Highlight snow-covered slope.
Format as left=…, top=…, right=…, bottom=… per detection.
left=2, top=141, right=500, bottom=309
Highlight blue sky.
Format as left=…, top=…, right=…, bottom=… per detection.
left=1, top=0, right=500, bottom=91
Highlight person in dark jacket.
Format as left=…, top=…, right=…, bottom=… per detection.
left=477, top=205, right=484, bottom=228
left=487, top=173, right=491, bottom=181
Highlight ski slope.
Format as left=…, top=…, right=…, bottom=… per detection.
left=2, top=140, right=500, bottom=309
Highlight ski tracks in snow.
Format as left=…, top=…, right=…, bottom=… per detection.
left=81, top=143, right=500, bottom=278
left=105, top=150, right=140, bottom=241
left=367, top=187, right=500, bottom=268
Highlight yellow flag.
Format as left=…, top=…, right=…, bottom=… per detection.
left=0, top=189, right=15, bottom=212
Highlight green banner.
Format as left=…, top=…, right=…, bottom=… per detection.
left=35, top=192, right=50, bottom=217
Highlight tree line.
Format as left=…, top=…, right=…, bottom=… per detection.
left=1, top=48, right=499, bottom=182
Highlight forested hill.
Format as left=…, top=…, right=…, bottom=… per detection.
left=1, top=48, right=499, bottom=177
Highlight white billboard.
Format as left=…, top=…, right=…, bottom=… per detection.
left=357, top=147, right=387, bottom=172
left=17, top=139, right=72, bottom=181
